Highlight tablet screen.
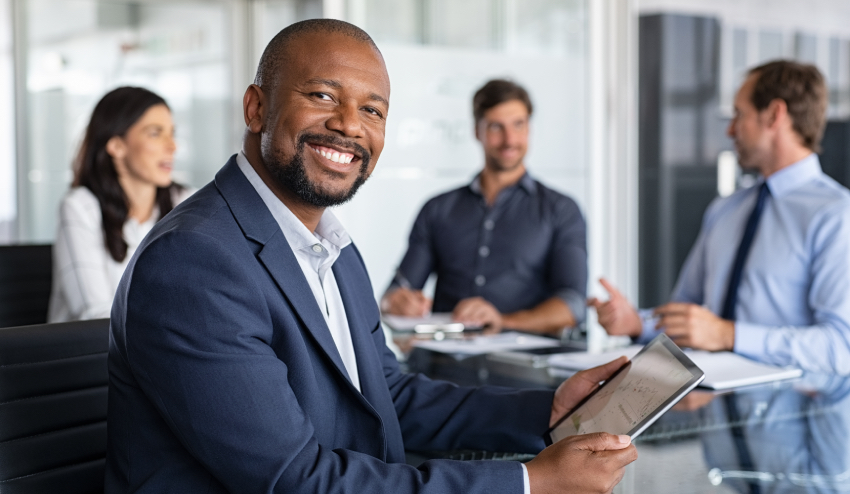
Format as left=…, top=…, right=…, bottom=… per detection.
left=547, top=333, right=704, bottom=443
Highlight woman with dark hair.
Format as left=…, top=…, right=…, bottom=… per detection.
left=48, top=86, right=193, bottom=322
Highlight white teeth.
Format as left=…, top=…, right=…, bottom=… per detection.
left=312, top=145, right=354, bottom=164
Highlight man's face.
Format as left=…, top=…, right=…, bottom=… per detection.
left=727, top=73, right=771, bottom=171
left=260, top=32, right=390, bottom=207
left=475, top=99, right=530, bottom=172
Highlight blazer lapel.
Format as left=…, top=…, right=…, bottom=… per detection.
left=333, top=249, right=395, bottom=417
left=214, top=156, right=348, bottom=379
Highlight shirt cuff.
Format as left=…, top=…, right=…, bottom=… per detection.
left=521, top=462, right=531, bottom=494
left=554, top=288, right=587, bottom=325
left=637, top=308, right=661, bottom=343
left=733, top=321, right=769, bottom=360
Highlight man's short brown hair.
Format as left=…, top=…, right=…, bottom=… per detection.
left=748, top=60, right=827, bottom=152
left=472, top=79, right=533, bottom=123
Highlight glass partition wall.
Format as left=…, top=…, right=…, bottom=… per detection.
left=9, top=0, right=596, bottom=305
left=320, top=0, right=591, bottom=299
left=16, top=0, right=237, bottom=242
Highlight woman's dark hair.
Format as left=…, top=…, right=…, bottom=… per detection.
left=73, top=86, right=181, bottom=262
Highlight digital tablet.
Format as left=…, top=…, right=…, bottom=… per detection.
left=545, top=333, right=704, bottom=445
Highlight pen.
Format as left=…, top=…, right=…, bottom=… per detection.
left=395, top=268, right=412, bottom=290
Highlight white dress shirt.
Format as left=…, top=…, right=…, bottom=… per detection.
left=48, top=185, right=192, bottom=322
left=237, top=152, right=530, bottom=492
left=236, top=152, right=361, bottom=391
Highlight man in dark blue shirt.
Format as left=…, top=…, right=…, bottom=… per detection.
left=382, top=79, right=587, bottom=336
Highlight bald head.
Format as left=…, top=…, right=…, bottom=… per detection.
left=241, top=20, right=389, bottom=218
left=254, top=19, right=380, bottom=92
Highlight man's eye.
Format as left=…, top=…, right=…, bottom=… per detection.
left=363, top=106, right=383, bottom=118
left=313, top=92, right=333, bottom=101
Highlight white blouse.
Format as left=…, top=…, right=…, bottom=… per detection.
left=47, top=186, right=193, bottom=323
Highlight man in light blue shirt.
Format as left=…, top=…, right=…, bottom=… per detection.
left=590, top=60, right=850, bottom=375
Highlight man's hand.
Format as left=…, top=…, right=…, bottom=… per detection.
left=671, top=390, right=715, bottom=412
left=452, top=297, right=503, bottom=333
left=654, top=302, right=735, bottom=351
left=380, top=288, right=431, bottom=317
left=587, top=278, right=642, bottom=338
left=529, top=356, right=636, bottom=494
left=551, top=356, right=628, bottom=426
left=526, top=433, right=637, bottom=494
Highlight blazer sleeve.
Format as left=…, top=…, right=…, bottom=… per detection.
left=119, top=228, right=546, bottom=494
left=343, top=244, right=556, bottom=454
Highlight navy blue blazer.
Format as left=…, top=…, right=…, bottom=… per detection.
left=106, top=156, right=554, bottom=493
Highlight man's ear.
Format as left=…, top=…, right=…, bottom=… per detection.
left=474, top=120, right=483, bottom=143
left=243, top=84, right=266, bottom=133
left=765, top=98, right=789, bottom=130
left=105, top=136, right=126, bottom=162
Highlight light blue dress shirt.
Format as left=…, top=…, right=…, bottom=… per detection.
left=639, top=154, right=850, bottom=375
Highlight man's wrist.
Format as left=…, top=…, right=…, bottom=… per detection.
left=725, top=319, right=736, bottom=351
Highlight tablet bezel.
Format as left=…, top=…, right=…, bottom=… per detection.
left=544, top=333, right=705, bottom=445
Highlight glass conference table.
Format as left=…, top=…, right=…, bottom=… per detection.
left=404, top=345, right=850, bottom=494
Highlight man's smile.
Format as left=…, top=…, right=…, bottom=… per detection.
left=308, top=143, right=361, bottom=165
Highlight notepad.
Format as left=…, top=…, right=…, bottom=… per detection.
left=548, top=346, right=802, bottom=390
left=683, top=350, right=803, bottom=390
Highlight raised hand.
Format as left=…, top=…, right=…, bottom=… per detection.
left=587, top=278, right=642, bottom=338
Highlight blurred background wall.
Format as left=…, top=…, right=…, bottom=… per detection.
left=2, top=0, right=850, bottom=340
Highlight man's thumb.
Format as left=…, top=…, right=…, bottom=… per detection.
left=574, top=432, right=631, bottom=451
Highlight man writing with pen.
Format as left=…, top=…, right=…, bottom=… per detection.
left=381, top=79, right=587, bottom=336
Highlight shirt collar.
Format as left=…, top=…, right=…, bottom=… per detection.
left=235, top=151, right=351, bottom=253
left=764, top=153, right=823, bottom=198
left=469, top=170, right=536, bottom=196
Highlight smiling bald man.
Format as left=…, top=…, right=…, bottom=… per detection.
left=105, top=19, right=636, bottom=494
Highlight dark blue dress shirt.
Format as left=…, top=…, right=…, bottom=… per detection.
left=391, top=172, right=587, bottom=324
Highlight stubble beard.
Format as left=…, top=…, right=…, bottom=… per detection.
left=487, top=153, right=524, bottom=173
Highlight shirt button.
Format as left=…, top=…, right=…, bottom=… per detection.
left=479, top=246, right=490, bottom=257
left=312, top=244, right=323, bottom=253
left=475, top=275, right=486, bottom=286
left=484, top=220, right=495, bottom=230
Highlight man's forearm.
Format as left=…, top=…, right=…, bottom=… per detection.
left=502, top=297, right=575, bottom=335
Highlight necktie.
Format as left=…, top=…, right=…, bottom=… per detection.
left=722, top=394, right=761, bottom=494
left=720, top=182, right=770, bottom=320
left=720, top=182, right=769, bottom=494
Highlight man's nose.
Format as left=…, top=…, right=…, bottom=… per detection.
left=504, top=128, right=523, bottom=146
left=327, top=102, right=363, bottom=138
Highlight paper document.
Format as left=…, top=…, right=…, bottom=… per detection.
left=382, top=313, right=465, bottom=333
left=548, top=346, right=802, bottom=390
left=413, top=331, right=560, bottom=356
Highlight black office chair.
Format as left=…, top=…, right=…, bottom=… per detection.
left=0, top=245, right=53, bottom=328
left=0, top=319, right=109, bottom=494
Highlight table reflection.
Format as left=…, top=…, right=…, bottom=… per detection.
left=697, top=374, right=850, bottom=493
left=405, top=346, right=850, bottom=493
